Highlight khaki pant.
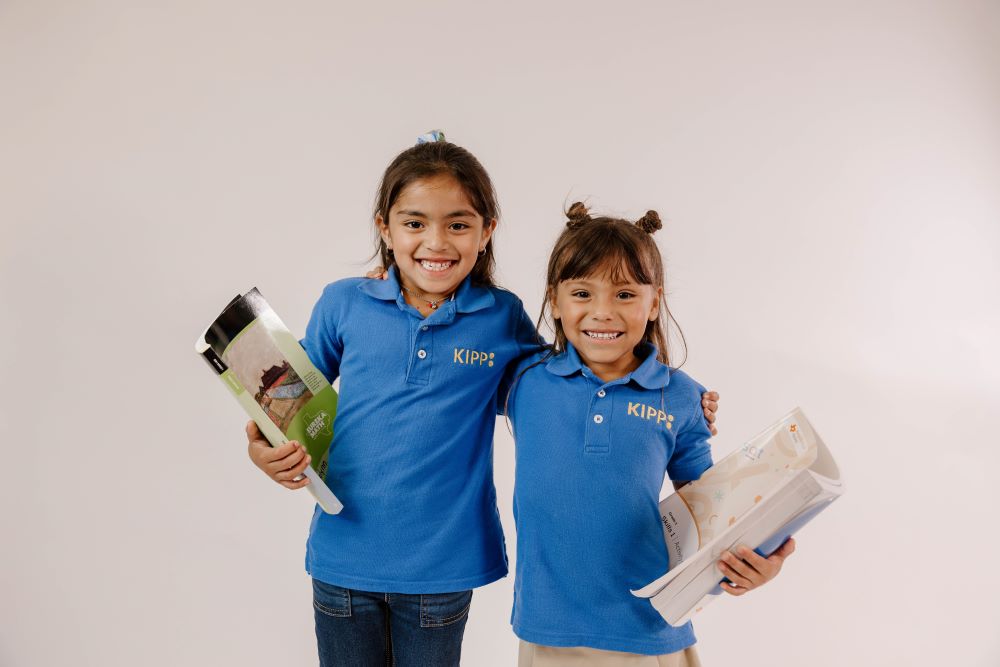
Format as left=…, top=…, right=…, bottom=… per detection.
left=518, top=641, right=702, bottom=667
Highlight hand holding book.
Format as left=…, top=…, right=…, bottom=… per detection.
left=717, top=538, right=796, bottom=596
left=632, top=408, right=842, bottom=625
left=246, top=421, right=312, bottom=490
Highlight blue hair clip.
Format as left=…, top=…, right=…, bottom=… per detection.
left=416, top=130, right=446, bottom=145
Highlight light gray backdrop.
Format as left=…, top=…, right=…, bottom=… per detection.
left=2, top=1, right=998, bottom=665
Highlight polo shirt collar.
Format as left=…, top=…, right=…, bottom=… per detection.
left=356, top=266, right=495, bottom=314
left=628, top=343, right=672, bottom=389
left=545, top=341, right=671, bottom=389
left=357, top=266, right=404, bottom=301
left=453, top=272, right=495, bottom=313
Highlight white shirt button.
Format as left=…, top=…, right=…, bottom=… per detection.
left=417, top=349, right=427, bottom=359
left=593, top=414, right=604, bottom=424
left=597, top=389, right=606, bottom=398
left=421, top=325, right=429, bottom=331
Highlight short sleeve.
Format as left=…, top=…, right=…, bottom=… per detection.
left=300, top=284, right=344, bottom=384
left=496, top=298, right=545, bottom=414
left=666, top=379, right=713, bottom=482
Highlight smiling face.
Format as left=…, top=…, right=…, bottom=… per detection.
left=377, top=174, right=496, bottom=304
left=550, top=270, right=661, bottom=382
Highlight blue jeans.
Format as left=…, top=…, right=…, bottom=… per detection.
left=312, top=579, right=473, bottom=667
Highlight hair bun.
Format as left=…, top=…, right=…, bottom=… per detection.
left=635, top=210, right=662, bottom=234
left=566, top=201, right=591, bottom=229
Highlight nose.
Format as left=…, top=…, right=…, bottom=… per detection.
left=423, top=225, right=446, bottom=251
left=590, top=295, right=615, bottom=321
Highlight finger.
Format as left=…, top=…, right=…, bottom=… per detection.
left=266, top=445, right=307, bottom=474
left=725, top=548, right=769, bottom=583
left=248, top=435, right=279, bottom=463
left=703, top=408, right=716, bottom=422
left=278, top=475, right=311, bottom=490
left=735, top=545, right=772, bottom=570
left=721, top=550, right=760, bottom=578
left=246, top=422, right=276, bottom=451
left=275, top=454, right=312, bottom=482
left=246, top=421, right=270, bottom=447
left=704, top=391, right=720, bottom=402
left=745, top=550, right=781, bottom=582
left=775, top=538, right=797, bottom=560
left=735, top=545, right=786, bottom=583
left=718, top=563, right=755, bottom=590
left=761, top=539, right=795, bottom=570
left=260, top=440, right=300, bottom=463
left=719, top=581, right=748, bottom=597
left=710, top=424, right=718, bottom=436
left=718, top=557, right=757, bottom=590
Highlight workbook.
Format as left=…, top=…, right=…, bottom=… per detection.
left=632, top=408, right=842, bottom=625
left=196, top=288, right=343, bottom=514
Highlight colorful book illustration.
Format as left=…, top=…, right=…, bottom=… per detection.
left=196, top=288, right=343, bottom=514
left=632, top=407, right=842, bottom=625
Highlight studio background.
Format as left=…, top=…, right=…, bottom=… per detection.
left=2, top=1, right=998, bottom=665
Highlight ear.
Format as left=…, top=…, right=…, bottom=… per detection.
left=480, top=217, right=498, bottom=251
left=549, top=285, right=561, bottom=320
left=376, top=215, right=392, bottom=247
left=648, top=286, right=663, bottom=321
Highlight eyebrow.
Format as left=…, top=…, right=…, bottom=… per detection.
left=395, top=209, right=477, bottom=219
left=564, top=278, right=641, bottom=287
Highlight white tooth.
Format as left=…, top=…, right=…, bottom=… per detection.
left=421, top=260, right=453, bottom=271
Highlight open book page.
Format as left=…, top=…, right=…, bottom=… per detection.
left=632, top=408, right=842, bottom=625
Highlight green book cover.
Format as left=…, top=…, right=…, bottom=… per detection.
left=196, top=288, right=343, bottom=514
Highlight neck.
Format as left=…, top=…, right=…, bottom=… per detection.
left=579, top=351, right=642, bottom=383
left=398, top=277, right=452, bottom=304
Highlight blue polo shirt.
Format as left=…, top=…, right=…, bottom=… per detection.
left=507, top=343, right=713, bottom=655
left=301, top=267, right=539, bottom=593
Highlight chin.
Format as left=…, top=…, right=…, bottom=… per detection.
left=416, top=272, right=464, bottom=292
left=571, top=340, right=618, bottom=357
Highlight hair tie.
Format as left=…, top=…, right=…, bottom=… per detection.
left=416, top=130, right=447, bottom=145
left=566, top=201, right=591, bottom=229
left=635, top=210, right=662, bottom=234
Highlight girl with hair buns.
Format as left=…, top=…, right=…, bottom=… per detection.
left=505, top=203, right=795, bottom=666
left=247, top=129, right=721, bottom=665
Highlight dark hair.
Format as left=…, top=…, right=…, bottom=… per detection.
left=539, top=201, right=687, bottom=366
left=372, top=140, right=500, bottom=286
